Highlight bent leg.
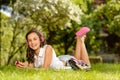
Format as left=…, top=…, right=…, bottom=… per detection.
left=81, top=39, right=91, bottom=65
left=74, top=37, right=82, bottom=59
left=74, top=35, right=91, bottom=66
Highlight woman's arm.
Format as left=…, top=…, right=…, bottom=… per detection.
left=43, top=45, right=53, bottom=69
left=28, top=62, right=34, bottom=68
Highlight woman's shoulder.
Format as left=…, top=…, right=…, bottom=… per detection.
left=44, top=44, right=52, bottom=50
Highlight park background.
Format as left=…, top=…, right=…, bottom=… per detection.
left=1, top=0, right=120, bottom=65
left=0, top=0, right=120, bottom=80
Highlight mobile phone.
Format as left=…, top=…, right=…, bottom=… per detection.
left=16, top=61, right=24, bottom=66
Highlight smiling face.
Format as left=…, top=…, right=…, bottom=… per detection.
left=27, top=32, right=41, bottom=51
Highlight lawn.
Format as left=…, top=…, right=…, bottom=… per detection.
left=0, top=63, right=120, bottom=80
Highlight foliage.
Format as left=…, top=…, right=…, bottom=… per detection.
left=52, top=21, right=79, bottom=55
left=0, top=63, right=120, bottom=80
left=14, top=0, right=83, bottom=30
left=71, top=0, right=94, bottom=13
left=1, top=13, right=13, bottom=65
left=93, top=0, right=120, bottom=36
left=80, top=0, right=120, bottom=54
left=1, top=13, right=42, bottom=65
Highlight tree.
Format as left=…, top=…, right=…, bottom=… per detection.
left=14, top=0, right=83, bottom=43
left=1, top=12, right=43, bottom=65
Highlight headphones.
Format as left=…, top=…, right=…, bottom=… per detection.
left=40, top=35, right=45, bottom=43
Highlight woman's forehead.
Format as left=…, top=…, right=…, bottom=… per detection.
left=28, top=32, right=39, bottom=38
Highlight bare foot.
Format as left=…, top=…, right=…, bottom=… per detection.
left=81, top=35, right=86, bottom=42
left=76, top=35, right=86, bottom=42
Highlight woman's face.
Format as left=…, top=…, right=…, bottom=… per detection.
left=27, top=32, right=41, bottom=51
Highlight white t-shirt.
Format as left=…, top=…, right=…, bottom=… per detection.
left=34, top=45, right=64, bottom=69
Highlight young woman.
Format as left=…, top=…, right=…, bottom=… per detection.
left=15, top=27, right=91, bottom=70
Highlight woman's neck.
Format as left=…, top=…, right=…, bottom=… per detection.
left=35, top=48, right=40, bottom=56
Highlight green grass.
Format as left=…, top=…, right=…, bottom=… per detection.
left=0, top=63, right=120, bottom=80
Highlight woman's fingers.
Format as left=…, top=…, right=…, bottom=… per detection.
left=18, top=61, right=24, bottom=66
left=15, top=61, right=25, bottom=68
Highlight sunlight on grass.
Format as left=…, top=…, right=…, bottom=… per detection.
left=0, top=63, right=120, bottom=80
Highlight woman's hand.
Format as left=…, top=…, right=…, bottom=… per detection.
left=15, top=61, right=28, bottom=68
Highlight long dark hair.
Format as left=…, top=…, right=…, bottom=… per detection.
left=26, top=29, right=45, bottom=63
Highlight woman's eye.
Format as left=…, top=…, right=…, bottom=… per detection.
left=28, top=40, right=32, bottom=42
left=34, top=37, right=37, bottom=40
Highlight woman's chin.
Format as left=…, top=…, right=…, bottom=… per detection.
left=31, top=47, right=37, bottom=50
left=30, top=45, right=40, bottom=51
